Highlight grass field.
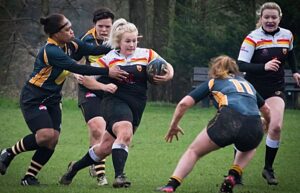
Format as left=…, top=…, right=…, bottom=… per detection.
left=0, top=98, right=299, bottom=193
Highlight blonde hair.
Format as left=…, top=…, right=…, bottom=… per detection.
left=208, top=55, right=239, bottom=79
left=256, top=2, right=282, bottom=28
left=106, top=18, right=138, bottom=49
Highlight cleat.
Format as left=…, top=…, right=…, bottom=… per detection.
left=262, top=168, right=278, bottom=185
left=235, top=174, right=243, bottom=185
left=21, top=175, right=40, bottom=186
left=89, top=164, right=97, bottom=178
left=59, top=161, right=76, bottom=185
left=220, top=175, right=235, bottom=193
left=112, top=173, right=131, bottom=188
left=156, top=185, right=175, bottom=192
left=97, top=174, right=108, bottom=186
left=0, top=149, right=14, bottom=175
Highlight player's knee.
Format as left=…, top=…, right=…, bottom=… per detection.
left=36, top=129, right=59, bottom=148
left=269, top=124, right=281, bottom=136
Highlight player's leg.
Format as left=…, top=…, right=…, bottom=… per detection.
left=81, top=97, right=108, bottom=185
left=111, top=121, right=133, bottom=188
left=59, top=131, right=115, bottom=185
left=262, top=96, right=284, bottom=185
left=158, top=128, right=219, bottom=192
left=20, top=103, right=61, bottom=186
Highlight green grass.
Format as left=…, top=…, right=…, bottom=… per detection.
left=0, top=98, right=299, bottom=193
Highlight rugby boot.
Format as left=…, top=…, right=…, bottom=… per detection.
left=59, top=161, right=77, bottom=185
left=0, top=149, right=14, bottom=175
left=219, top=175, right=236, bottom=193
left=112, top=173, right=131, bottom=188
left=262, top=168, right=278, bottom=185
left=21, top=175, right=40, bottom=186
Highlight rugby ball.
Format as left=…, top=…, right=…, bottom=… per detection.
left=146, top=58, right=168, bottom=84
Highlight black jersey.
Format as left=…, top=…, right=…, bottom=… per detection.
left=95, top=48, right=163, bottom=115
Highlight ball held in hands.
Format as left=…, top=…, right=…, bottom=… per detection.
left=146, top=58, right=168, bottom=84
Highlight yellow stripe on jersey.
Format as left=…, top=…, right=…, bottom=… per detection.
left=55, top=70, right=70, bottom=85
left=208, top=79, right=214, bottom=90
left=88, top=55, right=105, bottom=64
left=29, top=66, right=53, bottom=87
left=212, top=91, right=228, bottom=107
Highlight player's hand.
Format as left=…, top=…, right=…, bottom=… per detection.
left=292, top=72, right=300, bottom=87
left=165, top=125, right=184, bottom=143
left=108, top=66, right=128, bottom=81
left=73, top=73, right=84, bottom=84
left=103, top=83, right=118, bottom=94
left=264, top=58, right=281, bottom=71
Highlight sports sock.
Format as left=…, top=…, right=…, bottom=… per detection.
left=228, top=165, right=242, bottom=181
left=25, top=147, right=54, bottom=177
left=72, top=150, right=99, bottom=173
left=264, top=136, right=279, bottom=170
left=111, top=143, right=128, bottom=178
left=95, top=159, right=106, bottom=176
left=166, top=176, right=182, bottom=191
left=7, top=134, right=39, bottom=156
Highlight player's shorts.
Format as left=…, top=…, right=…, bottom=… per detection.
left=20, top=84, right=61, bottom=133
left=206, top=106, right=263, bottom=152
left=100, top=96, right=144, bottom=138
left=256, top=88, right=286, bottom=101
left=80, top=94, right=102, bottom=122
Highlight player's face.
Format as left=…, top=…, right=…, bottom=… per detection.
left=95, top=18, right=113, bottom=41
left=54, top=17, right=75, bottom=43
left=260, top=9, right=281, bottom=32
left=119, top=32, right=137, bottom=57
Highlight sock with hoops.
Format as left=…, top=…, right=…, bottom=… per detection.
left=25, top=147, right=54, bottom=177
left=6, top=134, right=39, bottom=157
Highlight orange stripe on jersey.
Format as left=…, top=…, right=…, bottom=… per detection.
left=109, top=59, right=125, bottom=67
left=257, top=39, right=272, bottom=47
left=244, top=37, right=256, bottom=46
left=97, top=58, right=109, bottom=68
left=29, top=66, right=53, bottom=87
left=131, top=57, right=148, bottom=63
left=277, top=39, right=290, bottom=45
left=148, top=49, right=154, bottom=62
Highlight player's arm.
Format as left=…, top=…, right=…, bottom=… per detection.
left=71, top=38, right=111, bottom=60
left=80, top=76, right=118, bottom=94
left=165, top=81, right=210, bottom=143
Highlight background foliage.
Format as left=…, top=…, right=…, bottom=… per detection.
left=0, top=0, right=299, bottom=102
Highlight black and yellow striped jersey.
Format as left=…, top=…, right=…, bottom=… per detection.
left=28, top=37, right=110, bottom=92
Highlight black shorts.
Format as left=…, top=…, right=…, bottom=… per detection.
left=256, top=88, right=286, bottom=101
left=100, top=96, right=143, bottom=138
left=207, top=106, right=263, bottom=152
left=20, top=84, right=62, bottom=133
left=80, top=96, right=102, bottom=122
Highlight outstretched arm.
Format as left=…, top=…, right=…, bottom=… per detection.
left=165, top=96, right=195, bottom=143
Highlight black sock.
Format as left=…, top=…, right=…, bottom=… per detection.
left=7, top=134, right=39, bottom=156
left=264, top=145, right=278, bottom=170
left=72, top=152, right=98, bottom=173
left=25, top=147, right=54, bottom=177
left=112, top=148, right=128, bottom=178
left=166, top=177, right=181, bottom=190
